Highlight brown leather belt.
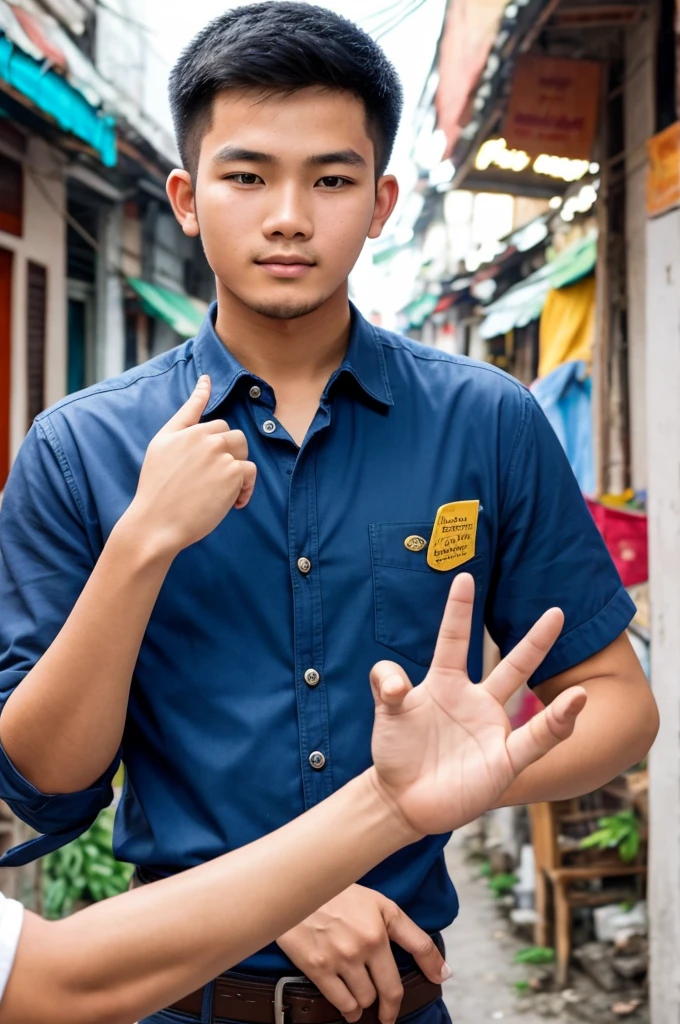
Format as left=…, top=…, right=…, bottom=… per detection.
left=170, top=967, right=442, bottom=1023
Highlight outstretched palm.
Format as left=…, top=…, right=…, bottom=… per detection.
left=370, top=574, right=586, bottom=838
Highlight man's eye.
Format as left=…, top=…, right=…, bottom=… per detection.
left=227, top=173, right=262, bottom=185
left=317, top=176, right=349, bottom=188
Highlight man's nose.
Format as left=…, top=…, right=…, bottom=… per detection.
left=262, top=184, right=313, bottom=239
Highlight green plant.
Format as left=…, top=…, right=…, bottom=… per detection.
left=479, top=860, right=492, bottom=878
left=42, top=808, right=134, bottom=919
left=488, top=872, right=518, bottom=898
left=514, top=980, right=531, bottom=992
left=514, top=947, right=555, bottom=965
left=579, top=809, right=641, bottom=863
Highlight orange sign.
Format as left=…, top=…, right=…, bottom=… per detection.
left=646, top=122, right=680, bottom=218
left=504, top=56, right=602, bottom=160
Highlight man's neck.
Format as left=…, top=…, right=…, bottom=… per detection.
left=212, top=283, right=353, bottom=446
left=213, top=283, right=352, bottom=391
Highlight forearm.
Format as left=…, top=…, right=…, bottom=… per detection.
left=2, top=771, right=417, bottom=1024
left=0, top=510, right=174, bottom=793
left=496, top=675, right=658, bottom=807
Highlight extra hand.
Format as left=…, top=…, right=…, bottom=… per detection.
left=128, top=375, right=257, bottom=554
left=370, top=572, right=587, bottom=839
left=277, top=884, right=446, bottom=1024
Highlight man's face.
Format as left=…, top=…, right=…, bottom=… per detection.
left=168, top=87, right=398, bottom=320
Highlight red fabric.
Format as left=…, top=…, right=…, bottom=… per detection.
left=10, top=6, right=67, bottom=71
left=585, top=499, right=648, bottom=587
left=435, top=0, right=508, bottom=157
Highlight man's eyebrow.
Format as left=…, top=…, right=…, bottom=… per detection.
left=211, top=146, right=368, bottom=169
left=212, top=146, right=278, bottom=165
left=304, top=149, right=367, bottom=168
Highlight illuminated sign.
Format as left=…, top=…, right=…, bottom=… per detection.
left=475, top=138, right=596, bottom=183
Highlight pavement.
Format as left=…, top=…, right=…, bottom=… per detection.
left=440, top=829, right=564, bottom=1024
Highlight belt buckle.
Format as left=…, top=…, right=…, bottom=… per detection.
left=274, top=975, right=306, bottom=1024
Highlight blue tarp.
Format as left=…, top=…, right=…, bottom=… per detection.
left=531, top=359, right=595, bottom=496
left=0, top=34, right=116, bottom=166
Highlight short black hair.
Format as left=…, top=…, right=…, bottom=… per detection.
left=168, top=1, right=403, bottom=180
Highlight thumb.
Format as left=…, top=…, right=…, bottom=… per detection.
left=383, top=904, right=451, bottom=984
left=160, top=375, right=211, bottom=433
left=369, top=661, right=413, bottom=712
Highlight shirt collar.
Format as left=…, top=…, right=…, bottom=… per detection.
left=192, top=301, right=393, bottom=415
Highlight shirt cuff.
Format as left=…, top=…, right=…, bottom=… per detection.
left=527, top=585, right=637, bottom=688
left=0, top=739, right=117, bottom=866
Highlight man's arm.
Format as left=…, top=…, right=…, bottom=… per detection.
left=0, top=573, right=585, bottom=1024
left=0, top=376, right=256, bottom=795
left=495, top=632, right=658, bottom=807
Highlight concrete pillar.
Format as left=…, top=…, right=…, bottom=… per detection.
left=645, top=206, right=680, bottom=1024
left=624, top=15, right=655, bottom=490
left=95, top=203, right=125, bottom=383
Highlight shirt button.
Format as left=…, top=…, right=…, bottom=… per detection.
left=249, top=385, right=262, bottom=400
left=297, top=557, right=312, bottom=574
left=309, top=751, right=326, bottom=770
left=262, top=420, right=277, bottom=434
left=304, top=668, right=320, bottom=687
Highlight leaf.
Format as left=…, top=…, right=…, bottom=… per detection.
left=514, top=980, right=530, bottom=992
left=618, top=830, right=640, bottom=863
left=488, top=873, right=519, bottom=895
left=580, top=830, right=611, bottom=849
left=514, top=947, right=556, bottom=965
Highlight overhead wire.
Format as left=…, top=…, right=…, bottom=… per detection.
left=374, top=0, right=430, bottom=39
left=358, top=0, right=415, bottom=30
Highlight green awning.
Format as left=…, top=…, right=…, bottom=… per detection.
left=480, top=234, right=597, bottom=340
left=549, top=234, right=597, bottom=290
left=401, top=292, right=439, bottom=328
left=0, top=35, right=116, bottom=166
left=128, top=279, right=208, bottom=338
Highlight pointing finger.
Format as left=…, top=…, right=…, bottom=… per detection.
left=505, top=686, right=588, bottom=776
left=428, top=573, right=475, bottom=677
left=159, top=375, right=211, bottom=433
left=483, top=608, right=564, bottom=705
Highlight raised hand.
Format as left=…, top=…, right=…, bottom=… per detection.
left=129, top=374, right=257, bottom=555
left=370, top=573, right=587, bottom=839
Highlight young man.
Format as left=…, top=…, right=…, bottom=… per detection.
left=0, top=573, right=589, bottom=1023
left=0, top=3, right=658, bottom=1024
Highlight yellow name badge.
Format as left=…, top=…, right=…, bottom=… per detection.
left=427, top=500, right=480, bottom=572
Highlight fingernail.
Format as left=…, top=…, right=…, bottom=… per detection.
left=195, top=374, right=209, bottom=388
left=441, top=963, right=452, bottom=980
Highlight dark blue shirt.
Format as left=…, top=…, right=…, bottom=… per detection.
left=0, top=304, right=634, bottom=970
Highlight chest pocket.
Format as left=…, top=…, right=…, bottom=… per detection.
left=369, top=519, right=487, bottom=673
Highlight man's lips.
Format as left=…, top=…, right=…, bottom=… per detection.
left=255, top=257, right=316, bottom=279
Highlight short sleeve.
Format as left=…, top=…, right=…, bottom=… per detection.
left=487, top=389, right=635, bottom=687
left=0, top=892, right=24, bottom=1003
left=0, top=421, right=117, bottom=864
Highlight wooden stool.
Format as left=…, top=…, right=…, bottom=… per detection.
left=529, top=801, right=646, bottom=986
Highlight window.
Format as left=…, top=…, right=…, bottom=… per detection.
left=26, top=262, right=47, bottom=428
left=0, top=154, right=23, bottom=237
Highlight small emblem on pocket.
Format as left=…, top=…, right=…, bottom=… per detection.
left=404, top=535, right=427, bottom=552
left=427, top=500, right=480, bottom=571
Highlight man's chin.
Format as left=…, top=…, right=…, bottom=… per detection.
left=246, top=296, right=329, bottom=321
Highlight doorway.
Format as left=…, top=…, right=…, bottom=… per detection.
left=0, top=247, right=12, bottom=489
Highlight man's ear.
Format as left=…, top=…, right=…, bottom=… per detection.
left=166, top=169, right=200, bottom=237
left=368, top=175, right=399, bottom=240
